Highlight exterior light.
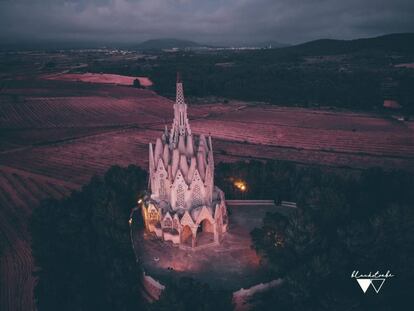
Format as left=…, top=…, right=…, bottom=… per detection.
left=138, top=199, right=143, bottom=204
left=234, top=180, right=247, bottom=192
left=129, top=218, right=133, bottom=225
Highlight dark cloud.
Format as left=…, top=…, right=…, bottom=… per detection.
left=0, top=0, right=413, bottom=45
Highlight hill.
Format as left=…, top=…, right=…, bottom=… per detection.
left=283, top=33, right=414, bottom=55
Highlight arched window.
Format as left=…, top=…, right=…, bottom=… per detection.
left=164, top=218, right=172, bottom=228
left=173, top=218, right=179, bottom=229
left=149, top=208, right=158, bottom=221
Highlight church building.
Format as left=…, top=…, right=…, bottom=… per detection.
left=142, top=74, right=228, bottom=249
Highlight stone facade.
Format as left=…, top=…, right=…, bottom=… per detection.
left=142, top=74, right=228, bottom=249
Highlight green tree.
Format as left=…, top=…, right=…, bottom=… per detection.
left=31, top=165, right=148, bottom=311
left=250, top=167, right=414, bottom=311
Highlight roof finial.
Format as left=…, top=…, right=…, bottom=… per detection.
left=176, top=72, right=182, bottom=83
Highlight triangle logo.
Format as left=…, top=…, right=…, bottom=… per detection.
left=371, top=279, right=385, bottom=293
left=356, top=279, right=372, bottom=293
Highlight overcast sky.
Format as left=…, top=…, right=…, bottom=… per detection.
left=1, top=0, right=414, bottom=45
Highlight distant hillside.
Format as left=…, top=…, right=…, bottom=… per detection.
left=284, top=33, right=414, bottom=55
left=133, top=38, right=202, bottom=50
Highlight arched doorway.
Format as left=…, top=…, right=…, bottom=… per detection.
left=181, top=225, right=193, bottom=246
left=196, top=219, right=214, bottom=246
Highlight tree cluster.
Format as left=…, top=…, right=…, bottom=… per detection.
left=248, top=163, right=414, bottom=310
left=31, top=161, right=414, bottom=311
left=31, top=165, right=148, bottom=311
left=87, top=47, right=414, bottom=114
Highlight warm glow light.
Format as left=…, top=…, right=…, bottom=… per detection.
left=234, top=180, right=247, bottom=192
left=138, top=199, right=143, bottom=204
left=129, top=218, right=133, bottom=225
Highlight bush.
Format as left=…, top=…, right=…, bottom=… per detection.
left=133, top=78, right=142, bottom=88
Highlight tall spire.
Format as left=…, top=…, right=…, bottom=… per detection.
left=169, top=73, right=191, bottom=149
left=176, top=72, right=185, bottom=106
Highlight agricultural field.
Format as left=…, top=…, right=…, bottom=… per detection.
left=43, top=73, right=153, bottom=87
left=192, top=106, right=414, bottom=170
left=0, top=78, right=413, bottom=311
left=0, top=166, right=76, bottom=311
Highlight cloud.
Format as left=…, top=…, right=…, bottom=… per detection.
left=0, top=0, right=413, bottom=44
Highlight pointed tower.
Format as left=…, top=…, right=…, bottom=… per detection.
left=169, top=72, right=192, bottom=149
